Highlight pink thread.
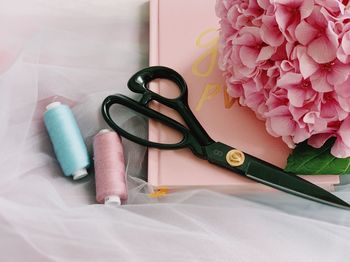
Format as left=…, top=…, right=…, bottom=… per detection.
left=93, top=129, right=127, bottom=205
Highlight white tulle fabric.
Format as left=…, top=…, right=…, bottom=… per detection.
left=2, top=0, right=350, bottom=261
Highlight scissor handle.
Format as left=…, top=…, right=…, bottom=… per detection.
left=102, top=94, right=204, bottom=156
left=127, top=66, right=188, bottom=106
left=127, top=66, right=214, bottom=146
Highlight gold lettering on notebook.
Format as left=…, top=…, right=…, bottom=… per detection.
left=192, top=28, right=218, bottom=77
left=195, top=84, right=221, bottom=111
left=192, top=28, right=239, bottom=111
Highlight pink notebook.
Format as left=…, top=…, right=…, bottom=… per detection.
left=148, top=0, right=339, bottom=192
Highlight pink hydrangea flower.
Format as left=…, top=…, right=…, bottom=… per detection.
left=216, top=0, right=350, bottom=158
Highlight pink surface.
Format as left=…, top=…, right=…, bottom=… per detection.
left=148, top=0, right=339, bottom=190
left=2, top=1, right=350, bottom=260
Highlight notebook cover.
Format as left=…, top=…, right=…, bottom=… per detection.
left=148, top=0, right=339, bottom=191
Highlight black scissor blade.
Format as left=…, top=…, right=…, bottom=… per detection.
left=246, top=161, right=350, bottom=209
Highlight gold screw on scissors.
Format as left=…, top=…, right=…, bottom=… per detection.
left=226, top=149, right=245, bottom=167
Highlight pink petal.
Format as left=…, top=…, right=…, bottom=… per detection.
left=290, top=106, right=309, bottom=122
left=317, top=0, right=345, bottom=16
left=286, top=42, right=295, bottom=58
left=266, top=118, right=279, bottom=137
left=336, top=76, right=350, bottom=97
left=282, top=136, right=296, bottom=148
left=312, top=118, right=328, bottom=132
left=295, top=21, right=319, bottom=45
left=227, top=7, right=241, bottom=28
left=284, top=18, right=298, bottom=42
left=274, top=0, right=303, bottom=5
left=334, top=21, right=345, bottom=35
left=296, top=47, right=319, bottom=78
left=338, top=96, right=350, bottom=112
left=280, top=60, right=295, bottom=71
left=235, top=33, right=257, bottom=46
left=243, top=79, right=259, bottom=96
left=230, top=47, right=241, bottom=64
left=239, top=27, right=261, bottom=43
left=269, top=116, right=296, bottom=136
left=267, top=64, right=280, bottom=77
left=320, top=96, right=348, bottom=121
left=227, top=83, right=243, bottom=98
left=271, top=43, right=288, bottom=61
left=308, top=6, right=327, bottom=28
left=287, top=88, right=306, bottom=107
left=331, top=137, right=350, bottom=158
left=293, top=127, right=311, bottom=143
left=307, top=36, right=337, bottom=63
left=338, top=117, right=350, bottom=147
left=310, top=72, right=333, bottom=92
left=308, top=133, right=334, bottom=148
left=335, top=105, right=349, bottom=121
left=245, top=93, right=265, bottom=111
left=261, top=16, right=284, bottom=47
left=275, top=5, right=292, bottom=33
left=337, top=46, right=350, bottom=64
left=326, top=22, right=339, bottom=50
left=277, top=72, right=303, bottom=86
left=239, top=46, right=259, bottom=68
left=300, top=0, right=314, bottom=19
left=265, top=105, right=290, bottom=117
left=256, top=103, right=268, bottom=116
left=257, top=0, right=271, bottom=9
left=257, top=46, right=275, bottom=61
left=327, top=62, right=350, bottom=85
left=341, top=31, right=350, bottom=55
left=320, top=98, right=337, bottom=119
left=236, top=15, right=251, bottom=30
left=237, top=64, right=257, bottom=78
left=303, top=111, right=319, bottom=124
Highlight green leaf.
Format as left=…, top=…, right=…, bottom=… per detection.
left=284, top=138, right=350, bottom=175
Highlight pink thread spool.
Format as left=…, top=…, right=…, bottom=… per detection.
left=93, top=129, right=127, bottom=205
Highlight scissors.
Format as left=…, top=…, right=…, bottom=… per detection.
left=102, top=66, right=350, bottom=209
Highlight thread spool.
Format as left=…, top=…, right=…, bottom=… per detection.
left=44, top=102, right=90, bottom=180
left=93, top=129, right=128, bottom=205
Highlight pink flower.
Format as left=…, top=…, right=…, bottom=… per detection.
left=265, top=107, right=296, bottom=139
left=276, top=72, right=317, bottom=107
left=241, top=78, right=267, bottom=116
left=234, top=27, right=276, bottom=70
left=217, top=0, right=350, bottom=158
left=308, top=117, right=350, bottom=158
left=293, top=46, right=350, bottom=92
left=274, top=0, right=314, bottom=42
left=216, top=0, right=263, bottom=31
left=317, top=91, right=348, bottom=123
left=295, top=5, right=339, bottom=63
left=264, top=81, right=323, bottom=145
left=310, top=60, right=350, bottom=91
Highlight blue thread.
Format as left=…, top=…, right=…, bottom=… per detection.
left=44, top=102, right=90, bottom=179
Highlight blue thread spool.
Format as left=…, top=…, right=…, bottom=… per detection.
left=44, top=102, right=90, bottom=180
